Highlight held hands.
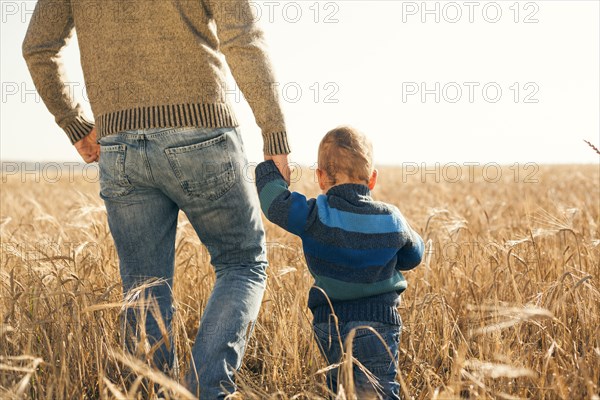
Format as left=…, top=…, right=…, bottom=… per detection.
left=264, top=153, right=291, bottom=185
left=74, top=127, right=100, bottom=163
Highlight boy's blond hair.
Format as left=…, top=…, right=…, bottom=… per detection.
left=318, top=126, right=373, bottom=185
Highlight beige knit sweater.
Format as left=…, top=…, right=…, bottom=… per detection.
left=22, top=0, right=290, bottom=155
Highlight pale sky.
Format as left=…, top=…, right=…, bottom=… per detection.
left=1, top=1, right=599, bottom=165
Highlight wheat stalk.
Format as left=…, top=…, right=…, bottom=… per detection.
left=583, top=139, right=600, bottom=155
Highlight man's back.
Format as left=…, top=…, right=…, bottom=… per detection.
left=22, top=0, right=290, bottom=155
left=69, top=1, right=233, bottom=134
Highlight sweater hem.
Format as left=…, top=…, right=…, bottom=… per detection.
left=95, top=102, right=239, bottom=139
left=310, top=303, right=402, bottom=326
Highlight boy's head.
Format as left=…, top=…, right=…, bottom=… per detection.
left=317, top=125, right=378, bottom=192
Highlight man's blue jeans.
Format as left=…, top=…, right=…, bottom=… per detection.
left=98, top=126, right=268, bottom=399
left=313, top=320, right=401, bottom=400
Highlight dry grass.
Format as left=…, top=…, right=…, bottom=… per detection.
left=1, top=164, right=599, bottom=399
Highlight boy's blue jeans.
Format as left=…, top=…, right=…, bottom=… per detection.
left=98, top=126, right=268, bottom=399
left=313, top=320, right=401, bottom=400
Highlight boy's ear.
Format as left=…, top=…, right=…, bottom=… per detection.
left=368, top=168, right=378, bottom=190
left=316, top=168, right=327, bottom=191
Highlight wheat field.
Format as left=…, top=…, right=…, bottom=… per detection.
left=1, top=163, right=598, bottom=399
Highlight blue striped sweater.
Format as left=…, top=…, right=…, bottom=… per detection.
left=255, top=160, right=424, bottom=325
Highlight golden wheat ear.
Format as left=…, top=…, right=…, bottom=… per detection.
left=583, top=140, right=600, bottom=155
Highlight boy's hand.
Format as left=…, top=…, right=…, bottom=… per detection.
left=264, top=153, right=291, bottom=185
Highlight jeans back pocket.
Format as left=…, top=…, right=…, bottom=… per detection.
left=99, top=144, right=133, bottom=198
left=164, top=131, right=236, bottom=201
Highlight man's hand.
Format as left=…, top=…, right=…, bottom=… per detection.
left=74, top=128, right=100, bottom=163
left=265, top=153, right=291, bottom=185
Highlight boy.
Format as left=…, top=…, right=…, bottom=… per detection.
left=254, top=126, right=424, bottom=399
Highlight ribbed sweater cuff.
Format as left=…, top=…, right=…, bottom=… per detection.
left=64, top=116, right=95, bottom=144
left=263, top=131, right=291, bottom=155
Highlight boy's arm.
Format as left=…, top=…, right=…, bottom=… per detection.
left=396, top=232, right=425, bottom=270
left=255, top=160, right=315, bottom=236
left=395, top=214, right=425, bottom=270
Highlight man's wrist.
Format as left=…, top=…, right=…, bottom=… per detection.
left=64, top=115, right=95, bottom=144
left=263, top=131, right=291, bottom=155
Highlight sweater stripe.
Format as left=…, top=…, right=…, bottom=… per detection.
left=167, top=105, right=173, bottom=125
left=287, top=192, right=310, bottom=235
left=314, top=272, right=407, bottom=301
left=309, top=218, right=408, bottom=250
left=306, top=254, right=398, bottom=283
left=316, top=195, right=405, bottom=234
left=302, top=236, right=399, bottom=269
left=259, top=180, right=287, bottom=217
